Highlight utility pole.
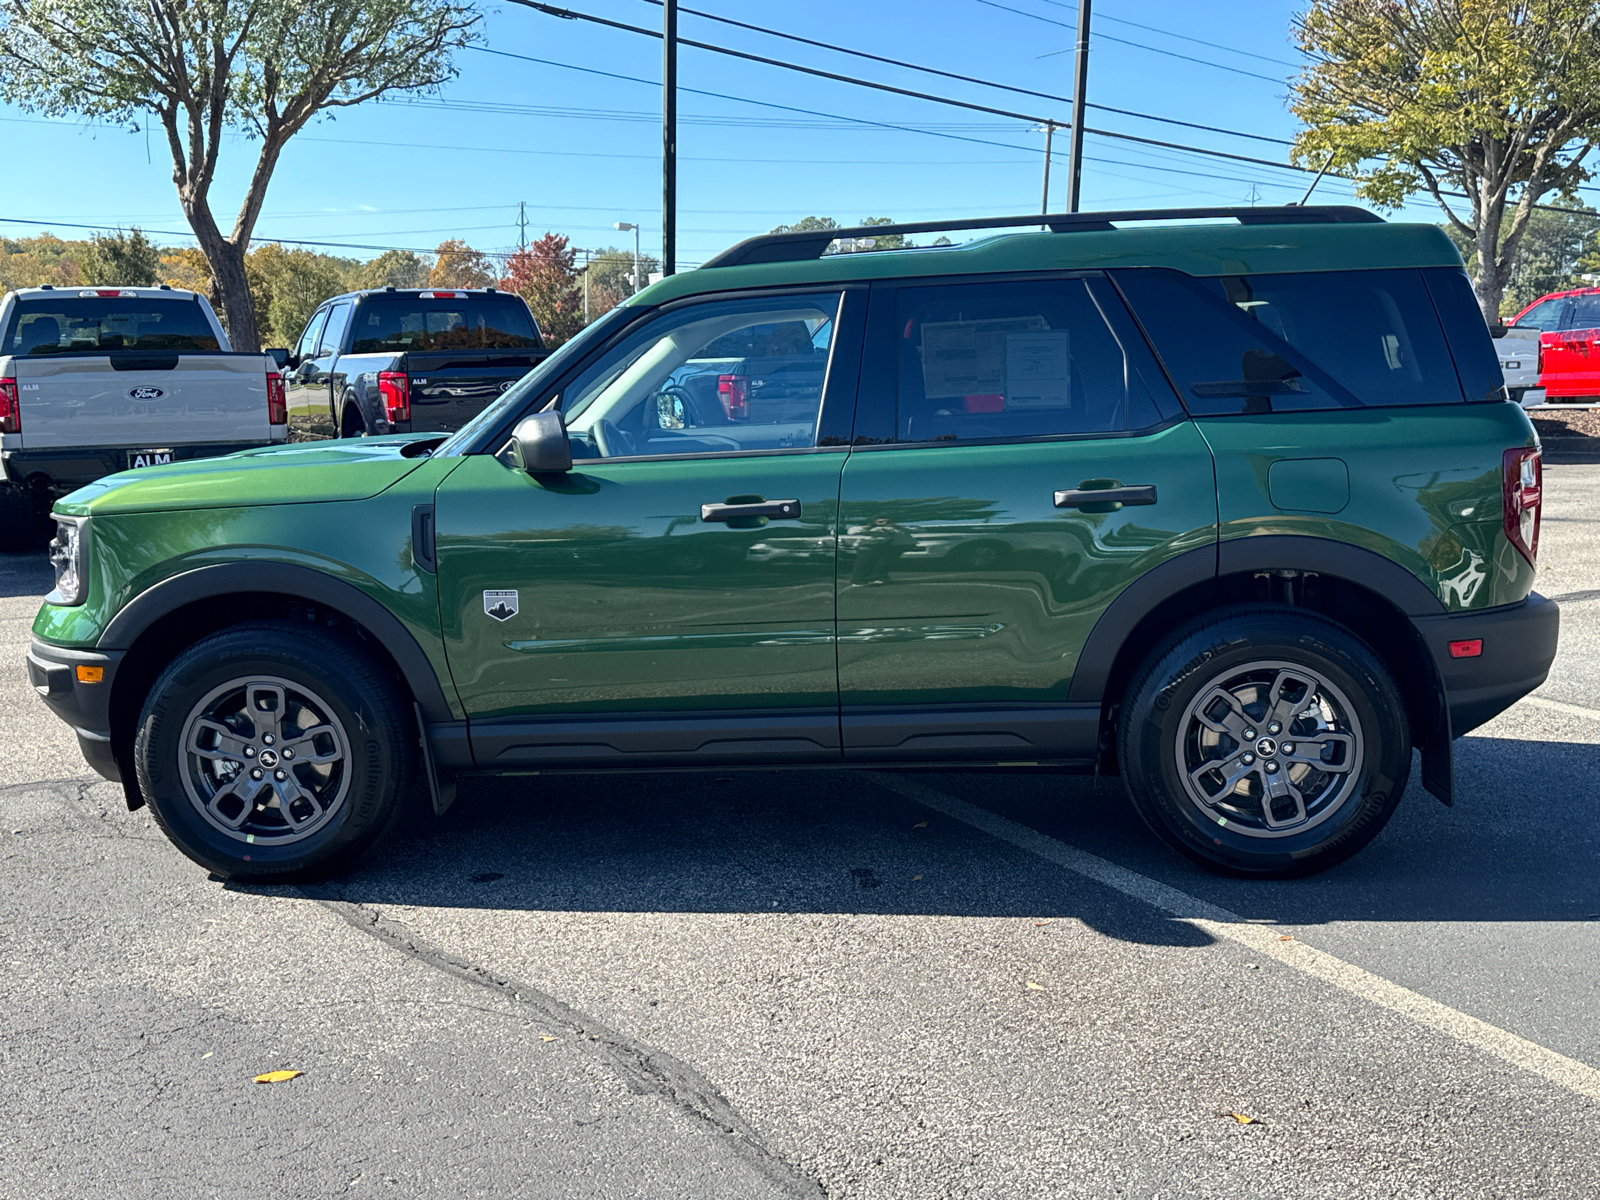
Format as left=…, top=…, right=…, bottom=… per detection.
left=1065, top=0, right=1091, bottom=213
left=582, top=249, right=590, bottom=322
left=662, top=0, right=678, bottom=276
left=1040, top=121, right=1055, bottom=218
left=516, top=201, right=528, bottom=252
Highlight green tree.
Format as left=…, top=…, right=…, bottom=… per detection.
left=769, top=216, right=839, bottom=234
left=583, top=245, right=658, bottom=304
left=0, top=0, right=481, bottom=350
left=1444, top=204, right=1600, bottom=312
left=80, top=227, right=161, bottom=286
left=0, top=233, right=85, bottom=289
left=247, top=244, right=351, bottom=347
left=360, top=248, right=429, bottom=289
left=1290, top=0, right=1600, bottom=320
left=429, top=239, right=497, bottom=289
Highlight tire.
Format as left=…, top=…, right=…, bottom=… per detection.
left=341, top=402, right=369, bottom=438
left=0, top=484, right=44, bottom=553
left=134, top=620, right=414, bottom=881
left=1118, top=604, right=1410, bottom=878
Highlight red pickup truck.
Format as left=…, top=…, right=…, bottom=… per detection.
left=1509, top=286, right=1600, bottom=403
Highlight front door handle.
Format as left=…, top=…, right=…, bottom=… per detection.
left=701, top=498, right=802, bottom=522
left=1054, top=485, right=1158, bottom=509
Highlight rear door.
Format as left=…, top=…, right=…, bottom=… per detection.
left=836, top=274, right=1216, bottom=763
left=1542, top=291, right=1600, bottom=398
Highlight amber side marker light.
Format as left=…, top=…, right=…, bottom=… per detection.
left=75, top=665, right=104, bottom=683
left=1449, top=640, right=1483, bottom=659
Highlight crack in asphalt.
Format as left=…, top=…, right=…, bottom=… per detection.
left=312, top=894, right=825, bottom=1200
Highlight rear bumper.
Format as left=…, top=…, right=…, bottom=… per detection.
left=1414, top=592, right=1560, bottom=737
left=4, top=439, right=284, bottom=490
left=26, top=639, right=125, bottom=783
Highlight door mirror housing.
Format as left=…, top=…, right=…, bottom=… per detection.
left=265, top=347, right=294, bottom=369
left=510, top=411, right=573, bottom=474
left=1488, top=322, right=1509, bottom=339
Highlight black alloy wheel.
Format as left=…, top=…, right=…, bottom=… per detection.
left=1118, top=605, right=1410, bottom=877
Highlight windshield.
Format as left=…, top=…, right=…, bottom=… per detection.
left=433, top=304, right=639, bottom=457
left=350, top=295, right=542, bottom=352
left=3, top=297, right=220, bottom=355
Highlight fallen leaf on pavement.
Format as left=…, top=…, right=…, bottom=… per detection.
left=1025, top=981, right=1047, bottom=991
left=1218, top=1109, right=1264, bottom=1125
left=912, top=821, right=929, bottom=829
left=912, top=874, right=923, bottom=881
left=1278, top=935, right=1294, bottom=942
left=253, top=1070, right=301, bottom=1084
left=1034, top=919, right=1053, bottom=926
left=540, top=1036, right=557, bottom=1043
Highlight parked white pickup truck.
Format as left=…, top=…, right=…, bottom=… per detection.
left=1492, top=321, right=1545, bottom=409
left=0, top=286, right=286, bottom=549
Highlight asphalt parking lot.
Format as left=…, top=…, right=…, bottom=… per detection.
left=3, top=468, right=1597, bottom=1200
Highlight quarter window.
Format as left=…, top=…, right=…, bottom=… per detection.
left=556, top=293, right=841, bottom=460
left=887, top=278, right=1173, bottom=442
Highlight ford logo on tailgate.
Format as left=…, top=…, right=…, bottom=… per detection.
left=128, top=386, right=165, bottom=401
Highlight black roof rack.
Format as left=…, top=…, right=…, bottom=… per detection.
left=700, top=205, right=1382, bottom=270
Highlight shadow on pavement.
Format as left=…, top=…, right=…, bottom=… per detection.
left=0, top=550, right=52, bottom=598
left=273, top=734, right=1598, bottom=947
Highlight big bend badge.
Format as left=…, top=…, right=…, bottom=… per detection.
left=483, top=589, right=519, bottom=622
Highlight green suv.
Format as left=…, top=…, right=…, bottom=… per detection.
left=26, top=206, right=1559, bottom=881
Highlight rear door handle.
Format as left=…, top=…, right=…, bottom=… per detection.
left=701, top=499, right=802, bottom=522
left=1054, top=485, right=1158, bottom=509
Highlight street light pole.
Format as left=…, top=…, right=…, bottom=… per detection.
left=662, top=0, right=678, bottom=276
left=1065, top=0, right=1091, bottom=213
left=615, top=221, right=641, bottom=294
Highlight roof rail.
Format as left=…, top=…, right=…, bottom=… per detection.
left=700, top=205, right=1382, bottom=270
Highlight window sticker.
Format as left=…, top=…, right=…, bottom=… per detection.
left=1004, top=330, right=1072, bottom=408
left=921, top=315, right=1047, bottom=398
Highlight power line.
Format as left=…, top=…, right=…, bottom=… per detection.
left=1022, top=0, right=1303, bottom=68
left=968, top=0, right=1289, bottom=83
left=621, top=0, right=1294, bottom=146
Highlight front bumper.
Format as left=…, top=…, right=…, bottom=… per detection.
left=1414, top=592, right=1560, bottom=737
left=26, top=638, right=125, bottom=782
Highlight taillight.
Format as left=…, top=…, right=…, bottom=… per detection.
left=718, top=374, right=749, bottom=420
left=378, top=371, right=410, bottom=424
left=1502, top=447, right=1542, bottom=566
left=266, top=371, right=286, bottom=425
left=0, top=375, right=18, bottom=434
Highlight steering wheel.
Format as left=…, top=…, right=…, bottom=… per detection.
left=593, top=417, right=637, bottom=458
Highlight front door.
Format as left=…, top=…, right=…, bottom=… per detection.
left=836, top=275, right=1218, bottom=762
left=433, top=288, right=861, bottom=769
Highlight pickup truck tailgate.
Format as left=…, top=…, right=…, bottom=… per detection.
left=406, top=352, right=541, bottom=432
left=15, top=354, right=270, bottom=449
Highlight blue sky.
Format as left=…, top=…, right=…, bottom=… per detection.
left=0, top=0, right=1445, bottom=269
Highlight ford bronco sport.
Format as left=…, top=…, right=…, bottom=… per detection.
left=26, top=206, right=1559, bottom=882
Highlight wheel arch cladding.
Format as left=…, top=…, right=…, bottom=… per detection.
left=98, top=563, right=453, bottom=810
left=1074, top=536, right=1451, bottom=803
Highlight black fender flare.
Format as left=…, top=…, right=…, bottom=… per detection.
left=1067, top=534, right=1451, bottom=802
left=97, top=561, right=457, bottom=724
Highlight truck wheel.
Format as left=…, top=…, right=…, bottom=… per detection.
left=341, top=402, right=369, bottom=438
left=1118, top=605, right=1410, bottom=878
left=134, top=620, right=414, bottom=881
left=0, top=484, right=43, bottom=553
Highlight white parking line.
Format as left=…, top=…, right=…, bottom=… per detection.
left=1523, top=695, right=1600, bottom=723
left=870, top=773, right=1600, bottom=1104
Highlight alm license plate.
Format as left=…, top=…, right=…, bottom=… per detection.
left=128, top=449, right=174, bottom=470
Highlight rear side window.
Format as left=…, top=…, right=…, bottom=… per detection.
left=883, top=277, right=1175, bottom=443
left=350, top=295, right=542, bottom=353
left=2, top=297, right=220, bottom=355
left=1114, top=268, right=1464, bottom=414
left=1562, top=292, right=1600, bottom=330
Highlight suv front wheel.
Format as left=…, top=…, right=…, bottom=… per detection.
left=1119, top=606, right=1410, bottom=877
left=134, top=620, right=414, bottom=881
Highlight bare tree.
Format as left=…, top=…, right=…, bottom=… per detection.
left=0, top=0, right=480, bottom=348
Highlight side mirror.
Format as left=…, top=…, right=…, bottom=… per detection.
left=1488, top=322, right=1509, bottom=338
left=510, top=411, right=573, bottom=474
left=265, top=347, right=292, bottom=369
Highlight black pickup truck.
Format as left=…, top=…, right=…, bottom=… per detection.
left=268, top=288, right=548, bottom=440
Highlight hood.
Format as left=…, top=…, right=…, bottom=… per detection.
left=56, top=435, right=436, bottom=516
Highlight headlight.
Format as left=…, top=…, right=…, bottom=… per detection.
left=47, top=515, right=87, bottom=606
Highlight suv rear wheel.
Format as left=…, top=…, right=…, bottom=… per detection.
left=134, top=620, right=414, bottom=881
left=1118, top=605, right=1410, bottom=877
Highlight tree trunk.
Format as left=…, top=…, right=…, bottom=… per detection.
left=209, top=239, right=259, bottom=352
left=1472, top=211, right=1505, bottom=325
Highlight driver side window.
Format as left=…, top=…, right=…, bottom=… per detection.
left=558, top=292, right=842, bottom=460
